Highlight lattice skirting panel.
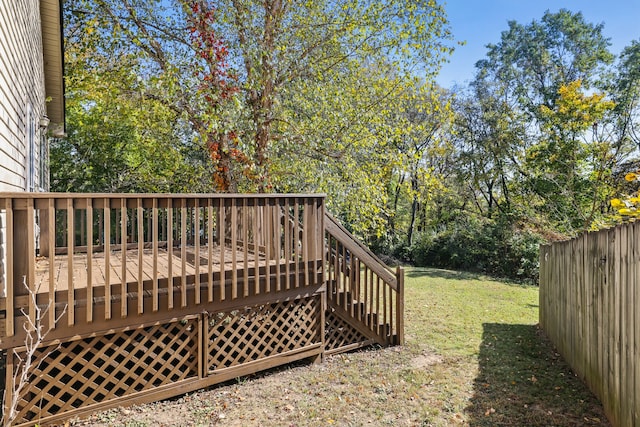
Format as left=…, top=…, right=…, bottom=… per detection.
left=206, top=296, right=322, bottom=373
left=3, top=295, right=326, bottom=426
left=7, top=316, right=200, bottom=426
left=324, top=307, right=373, bottom=354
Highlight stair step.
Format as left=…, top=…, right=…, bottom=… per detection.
left=329, top=296, right=391, bottom=335
left=331, top=292, right=368, bottom=315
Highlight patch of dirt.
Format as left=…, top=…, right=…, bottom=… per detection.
left=411, top=352, right=443, bottom=369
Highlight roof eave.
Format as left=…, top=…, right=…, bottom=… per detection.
left=40, top=0, right=65, bottom=137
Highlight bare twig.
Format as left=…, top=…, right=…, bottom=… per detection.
left=1, top=277, right=67, bottom=426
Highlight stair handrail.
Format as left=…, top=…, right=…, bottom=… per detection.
left=324, top=212, right=398, bottom=290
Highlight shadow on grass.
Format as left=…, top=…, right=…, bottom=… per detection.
left=406, top=267, right=536, bottom=288
left=466, top=323, right=609, bottom=426
left=405, top=267, right=483, bottom=281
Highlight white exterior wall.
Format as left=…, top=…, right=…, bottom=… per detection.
left=0, top=0, right=49, bottom=297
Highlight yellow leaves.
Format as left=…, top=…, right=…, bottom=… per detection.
left=611, top=193, right=640, bottom=218
left=611, top=169, right=640, bottom=220
left=611, top=198, right=625, bottom=209
left=540, top=79, right=615, bottom=134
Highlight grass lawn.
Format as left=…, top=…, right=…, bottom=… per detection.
left=74, top=267, right=609, bottom=426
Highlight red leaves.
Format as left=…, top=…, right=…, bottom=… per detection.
left=185, top=0, right=238, bottom=101
left=185, top=0, right=246, bottom=191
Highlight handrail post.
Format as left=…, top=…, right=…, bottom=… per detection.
left=395, top=266, right=404, bottom=345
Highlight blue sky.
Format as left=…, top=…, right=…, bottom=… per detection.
left=436, top=0, right=640, bottom=88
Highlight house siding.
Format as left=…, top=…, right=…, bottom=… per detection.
left=0, top=0, right=49, bottom=296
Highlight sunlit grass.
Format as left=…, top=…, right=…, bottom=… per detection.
left=405, top=267, right=538, bottom=357
left=75, top=267, right=609, bottom=427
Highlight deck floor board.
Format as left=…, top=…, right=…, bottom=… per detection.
left=35, top=246, right=270, bottom=292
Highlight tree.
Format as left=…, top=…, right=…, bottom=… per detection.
left=66, top=0, right=454, bottom=196
left=527, top=80, right=616, bottom=230
left=383, top=83, right=454, bottom=246
left=612, top=40, right=640, bottom=151
left=452, top=81, right=526, bottom=219
left=470, top=9, right=618, bottom=234
left=476, top=9, right=613, bottom=120
left=53, top=2, right=211, bottom=192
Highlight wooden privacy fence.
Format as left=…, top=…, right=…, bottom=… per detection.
left=540, top=222, right=640, bottom=427
left=0, top=193, right=404, bottom=426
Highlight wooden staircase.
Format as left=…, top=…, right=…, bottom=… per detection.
left=323, top=212, right=404, bottom=355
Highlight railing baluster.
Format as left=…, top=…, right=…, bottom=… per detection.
left=320, top=200, right=325, bottom=290
left=181, top=198, right=187, bottom=308
left=342, top=243, right=347, bottom=311
left=67, top=198, right=75, bottom=326
left=306, top=198, right=317, bottom=286
left=376, top=276, right=381, bottom=336
left=383, top=279, right=388, bottom=337
left=231, top=198, right=237, bottom=300
left=275, top=198, right=281, bottom=292
left=195, top=198, right=201, bottom=305
left=284, top=198, right=291, bottom=291
left=302, top=200, right=309, bottom=288
left=167, top=198, right=173, bottom=309
left=363, top=266, right=368, bottom=326
left=120, top=198, right=127, bottom=318
left=104, top=198, right=111, bottom=320
left=137, top=198, right=144, bottom=315
left=294, top=199, right=300, bottom=289
left=396, top=266, right=404, bottom=345
left=48, top=199, right=56, bottom=329
left=219, top=199, right=225, bottom=301
left=265, top=200, right=271, bottom=293
left=5, top=198, right=14, bottom=337
left=207, top=198, right=214, bottom=302
left=79, top=207, right=85, bottom=248
left=253, top=197, right=259, bottom=295
left=333, top=237, right=339, bottom=304
left=86, top=198, right=93, bottom=323
left=369, top=269, right=374, bottom=329
left=23, top=198, right=38, bottom=325
left=152, top=198, right=159, bottom=312
left=242, top=199, right=249, bottom=298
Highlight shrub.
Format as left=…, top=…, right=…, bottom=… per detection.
left=406, top=215, right=544, bottom=284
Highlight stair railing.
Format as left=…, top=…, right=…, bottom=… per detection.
left=324, top=212, right=404, bottom=346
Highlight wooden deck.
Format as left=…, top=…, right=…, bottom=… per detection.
left=0, top=193, right=404, bottom=427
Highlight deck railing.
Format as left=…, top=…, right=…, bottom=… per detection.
left=0, top=193, right=324, bottom=346
left=324, top=212, right=404, bottom=348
